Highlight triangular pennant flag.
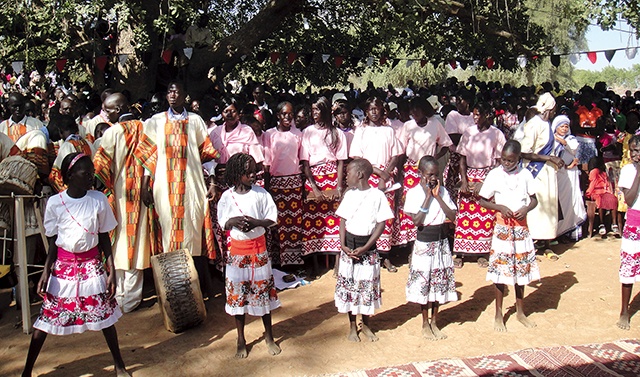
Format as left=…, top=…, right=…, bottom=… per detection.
left=11, top=61, right=24, bottom=75
left=405, top=60, right=414, bottom=68
left=118, top=54, right=128, bottom=65
left=449, top=60, right=457, bottom=69
left=366, top=57, right=374, bottom=66
left=587, top=51, right=597, bottom=64
left=55, top=58, right=67, bottom=72
left=302, top=53, right=314, bottom=66
left=605, top=49, right=616, bottom=62
left=380, top=57, right=387, bottom=65
left=256, top=51, right=268, bottom=63
left=335, top=56, right=343, bottom=68
left=569, top=53, right=579, bottom=65
left=391, top=59, right=400, bottom=68
left=286, top=52, right=297, bottom=65
left=349, top=57, right=359, bottom=67
left=321, top=54, right=330, bottom=63
left=183, top=48, right=193, bottom=60
left=34, top=60, right=47, bottom=75
left=517, top=55, right=527, bottom=68
left=95, top=56, right=108, bottom=71
left=270, top=52, right=281, bottom=64
left=240, top=54, right=247, bottom=61
left=459, top=60, right=468, bottom=70
left=550, top=55, right=561, bottom=67
left=420, top=59, right=427, bottom=68
left=627, top=47, right=638, bottom=60
left=161, top=49, right=173, bottom=64
left=472, top=60, right=480, bottom=68
left=486, top=57, right=495, bottom=69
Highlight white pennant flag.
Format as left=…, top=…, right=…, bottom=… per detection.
left=406, top=60, right=414, bottom=68
left=472, top=60, right=480, bottom=68
left=12, top=61, right=24, bottom=75
left=366, top=57, right=374, bottom=66
left=183, top=47, right=193, bottom=60
left=517, top=55, right=527, bottom=68
left=626, top=47, right=637, bottom=60
left=118, top=54, right=128, bottom=65
left=240, top=54, right=247, bottom=61
left=322, top=54, right=330, bottom=63
left=569, top=53, right=580, bottom=65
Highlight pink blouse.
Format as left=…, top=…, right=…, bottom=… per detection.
left=263, top=127, right=302, bottom=176
left=456, top=125, right=506, bottom=168
left=299, top=124, right=348, bottom=166
left=210, top=122, right=264, bottom=164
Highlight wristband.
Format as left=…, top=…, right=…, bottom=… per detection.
left=419, top=207, right=429, bottom=213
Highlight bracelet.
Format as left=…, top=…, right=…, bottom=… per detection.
left=419, top=207, right=429, bottom=213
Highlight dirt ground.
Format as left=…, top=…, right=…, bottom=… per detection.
left=1, top=235, right=638, bottom=377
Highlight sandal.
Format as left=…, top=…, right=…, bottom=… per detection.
left=544, top=249, right=560, bottom=261
left=453, top=257, right=463, bottom=269
left=612, top=224, right=621, bottom=238
left=383, top=258, right=398, bottom=273
left=598, top=224, right=606, bottom=236
left=477, top=257, right=489, bottom=268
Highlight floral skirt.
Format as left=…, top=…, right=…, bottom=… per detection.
left=453, top=168, right=495, bottom=254
left=33, top=248, right=122, bottom=335
left=270, top=174, right=304, bottom=265
left=367, top=168, right=397, bottom=252
left=620, top=220, right=640, bottom=284
left=302, top=161, right=341, bottom=254
left=406, top=238, right=458, bottom=305
left=396, top=160, right=421, bottom=245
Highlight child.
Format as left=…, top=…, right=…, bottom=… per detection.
left=404, top=156, right=457, bottom=340
left=334, top=159, right=394, bottom=342
left=217, top=153, right=281, bottom=358
left=478, top=140, right=540, bottom=332
left=586, top=156, right=619, bottom=238
left=22, top=153, right=129, bottom=376
left=616, top=134, right=640, bottom=330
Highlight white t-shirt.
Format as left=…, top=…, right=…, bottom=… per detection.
left=404, top=186, right=455, bottom=226
left=479, top=166, right=537, bottom=212
left=44, top=190, right=117, bottom=253
left=619, top=164, right=640, bottom=210
left=217, top=185, right=278, bottom=240
left=335, top=187, right=394, bottom=236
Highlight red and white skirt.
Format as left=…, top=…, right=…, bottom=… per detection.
left=302, top=161, right=342, bottom=254
left=367, top=165, right=397, bottom=252
left=270, top=174, right=304, bottom=265
left=396, top=159, right=421, bottom=244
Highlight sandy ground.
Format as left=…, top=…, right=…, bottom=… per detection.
left=1, top=235, right=638, bottom=377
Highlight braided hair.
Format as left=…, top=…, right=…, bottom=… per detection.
left=225, top=153, right=255, bottom=187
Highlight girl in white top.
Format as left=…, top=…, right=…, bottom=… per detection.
left=23, top=153, right=129, bottom=377
left=335, top=159, right=394, bottom=342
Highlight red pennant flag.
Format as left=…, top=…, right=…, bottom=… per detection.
left=449, top=60, right=457, bottom=69
left=335, top=56, right=344, bottom=68
left=587, top=51, right=597, bottom=64
left=55, top=58, right=67, bottom=72
left=486, top=57, right=495, bottom=69
left=161, top=50, right=173, bottom=64
left=95, top=56, right=108, bottom=71
left=269, top=52, right=281, bottom=64
left=380, top=57, right=387, bottom=65
left=420, top=59, right=427, bottom=67
left=286, top=52, right=297, bottom=65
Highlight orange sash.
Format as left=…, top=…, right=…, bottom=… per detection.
left=229, top=235, right=266, bottom=256
left=495, top=212, right=527, bottom=227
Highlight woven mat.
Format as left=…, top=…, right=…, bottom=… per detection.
left=324, top=339, right=640, bottom=377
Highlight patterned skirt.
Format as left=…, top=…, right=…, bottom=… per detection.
left=33, top=248, right=122, bottom=335
left=396, top=160, right=421, bottom=245
left=486, top=215, right=540, bottom=286
left=406, top=238, right=458, bottom=305
left=335, top=233, right=381, bottom=315
left=443, top=152, right=462, bottom=204
left=270, top=174, right=304, bottom=265
left=575, top=136, right=598, bottom=165
left=620, top=211, right=640, bottom=284
left=302, top=161, right=341, bottom=255
left=453, top=167, right=495, bottom=255
left=367, top=167, right=397, bottom=252
left=225, top=237, right=281, bottom=316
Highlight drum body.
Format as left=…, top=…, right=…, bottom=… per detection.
left=0, top=156, right=38, bottom=195
left=150, top=249, right=206, bottom=333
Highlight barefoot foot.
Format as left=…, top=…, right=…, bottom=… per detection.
left=361, top=324, right=379, bottom=342
left=494, top=314, right=507, bottom=332
left=617, top=313, right=631, bottom=330
left=421, top=323, right=435, bottom=340
left=347, top=326, right=360, bottom=342
left=235, top=341, right=248, bottom=359
left=516, top=312, right=537, bottom=328
left=266, top=339, right=281, bottom=356
left=116, top=367, right=132, bottom=377
left=430, top=323, right=448, bottom=340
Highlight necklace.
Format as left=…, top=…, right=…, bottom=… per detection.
left=59, top=193, right=97, bottom=235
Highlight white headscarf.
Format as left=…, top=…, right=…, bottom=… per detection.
left=552, top=115, right=571, bottom=135
left=535, top=92, right=556, bottom=113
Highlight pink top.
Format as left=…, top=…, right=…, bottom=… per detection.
left=263, top=127, right=302, bottom=176
left=349, top=123, right=402, bottom=168
left=341, top=128, right=355, bottom=151
left=299, top=124, right=348, bottom=166
left=456, top=125, right=506, bottom=168
left=444, top=111, right=475, bottom=135
left=210, top=122, right=264, bottom=164
left=397, top=118, right=453, bottom=162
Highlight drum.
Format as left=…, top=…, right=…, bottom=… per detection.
left=0, top=156, right=38, bottom=195
left=150, top=249, right=206, bottom=333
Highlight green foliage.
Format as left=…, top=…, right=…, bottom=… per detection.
left=573, top=64, right=640, bottom=90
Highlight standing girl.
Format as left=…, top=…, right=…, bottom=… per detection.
left=478, top=140, right=539, bottom=332
left=404, top=156, right=457, bottom=340
left=217, top=153, right=281, bottom=358
left=586, top=156, right=619, bottom=238
left=22, top=153, right=129, bottom=376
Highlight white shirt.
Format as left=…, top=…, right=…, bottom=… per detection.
left=217, top=185, right=278, bottom=240
left=619, top=164, right=640, bottom=210
left=479, top=166, right=537, bottom=212
left=44, top=190, right=117, bottom=253
left=335, top=187, right=394, bottom=236
left=404, top=186, right=455, bottom=226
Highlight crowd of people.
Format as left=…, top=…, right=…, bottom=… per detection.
left=1, top=73, right=640, bottom=375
